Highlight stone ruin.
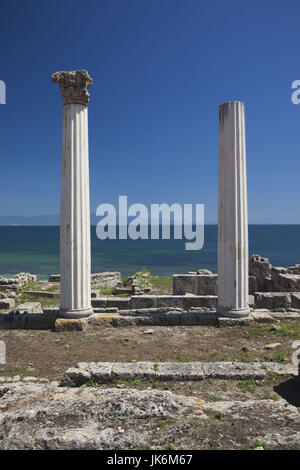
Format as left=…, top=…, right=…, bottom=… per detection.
left=173, top=254, right=300, bottom=311
left=49, top=272, right=121, bottom=289
left=0, top=83, right=299, bottom=325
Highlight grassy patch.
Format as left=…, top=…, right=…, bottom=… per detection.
left=251, top=440, right=270, bottom=450
left=148, top=276, right=172, bottom=293
left=98, top=286, right=115, bottom=296
left=276, top=353, right=286, bottom=363
left=208, top=395, right=221, bottom=402
left=214, top=412, right=225, bottom=421
left=19, top=293, right=60, bottom=308
left=174, top=353, right=189, bottom=363
left=19, top=280, right=40, bottom=292
left=129, top=378, right=141, bottom=387
left=132, top=269, right=172, bottom=294
left=0, top=367, right=23, bottom=377
left=237, top=378, right=264, bottom=394
left=149, top=377, right=159, bottom=388
left=165, top=444, right=175, bottom=450
left=82, top=380, right=100, bottom=388
left=249, top=322, right=300, bottom=340
left=45, top=285, right=60, bottom=292
left=115, top=338, right=129, bottom=347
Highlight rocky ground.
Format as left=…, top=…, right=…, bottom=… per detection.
left=0, top=322, right=299, bottom=450
left=0, top=380, right=299, bottom=450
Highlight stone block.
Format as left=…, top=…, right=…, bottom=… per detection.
left=85, top=362, right=112, bottom=383
left=91, top=298, right=107, bottom=308
left=24, top=290, right=60, bottom=298
left=130, top=296, right=157, bottom=309
left=115, top=287, right=132, bottom=295
left=183, top=295, right=217, bottom=310
left=250, top=310, right=273, bottom=323
left=249, top=254, right=272, bottom=279
left=86, top=313, right=120, bottom=327
left=60, top=367, right=91, bottom=386
left=287, top=264, right=300, bottom=275
left=172, top=274, right=198, bottom=295
left=106, top=297, right=130, bottom=309
left=0, top=298, right=15, bottom=310
left=54, top=318, right=87, bottom=332
left=16, top=302, right=41, bottom=313
left=273, top=274, right=300, bottom=292
left=249, top=276, right=256, bottom=294
left=111, top=362, right=156, bottom=380
left=270, top=312, right=300, bottom=320
left=180, top=312, right=218, bottom=326
left=156, top=295, right=185, bottom=309
left=291, top=293, right=300, bottom=309
left=254, top=292, right=291, bottom=310
left=218, top=316, right=254, bottom=327
left=202, top=362, right=266, bottom=380
left=91, top=272, right=121, bottom=288
left=262, top=362, right=298, bottom=376
left=155, top=362, right=204, bottom=381
left=197, top=274, right=217, bottom=295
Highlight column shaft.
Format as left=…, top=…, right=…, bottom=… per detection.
left=217, top=101, right=250, bottom=317
left=60, top=104, right=92, bottom=317
left=51, top=70, right=93, bottom=319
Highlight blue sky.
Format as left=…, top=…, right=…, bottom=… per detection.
left=0, top=0, right=299, bottom=223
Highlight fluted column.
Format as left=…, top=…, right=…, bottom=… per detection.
left=217, top=101, right=250, bottom=318
left=51, top=70, right=93, bottom=318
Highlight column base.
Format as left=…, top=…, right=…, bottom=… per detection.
left=217, top=306, right=251, bottom=318
left=59, top=307, right=94, bottom=319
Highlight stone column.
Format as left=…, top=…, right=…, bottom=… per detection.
left=217, top=101, right=250, bottom=318
left=51, top=70, right=93, bottom=318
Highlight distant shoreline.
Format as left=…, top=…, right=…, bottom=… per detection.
left=0, top=225, right=299, bottom=281
left=0, top=224, right=300, bottom=227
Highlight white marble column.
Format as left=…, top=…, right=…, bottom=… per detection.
left=217, top=101, right=250, bottom=318
left=51, top=70, right=93, bottom=318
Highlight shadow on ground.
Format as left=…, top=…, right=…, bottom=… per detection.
left=274, top=377, right=300, bottom=407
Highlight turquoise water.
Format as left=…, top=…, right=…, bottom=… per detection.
left=0, top=225, right=299, bottom=280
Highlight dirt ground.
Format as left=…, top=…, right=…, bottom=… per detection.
left=0, top=321, right=299, bottom=381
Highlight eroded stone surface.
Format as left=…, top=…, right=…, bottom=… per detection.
left=60, top=361, right=297, bottom=387
left=51, top=70, right=92, bottom=105
left=0, top=383, right=299, bottom=450
left=254, top=293, right=291, bottom=310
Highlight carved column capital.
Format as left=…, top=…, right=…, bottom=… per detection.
left=51, top=70, right=93, bottom=105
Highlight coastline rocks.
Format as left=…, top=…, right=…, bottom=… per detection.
left=0, top=273, right=37, bottom=289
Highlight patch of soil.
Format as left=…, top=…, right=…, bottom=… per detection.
left=0, top=322, right=299, bottom=381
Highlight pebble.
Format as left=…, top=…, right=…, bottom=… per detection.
left=264, top=343, right=281, bottom=350
left=270, top=324, right=281, bottom=331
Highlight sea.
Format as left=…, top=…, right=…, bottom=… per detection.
left=0, top=225, right=299, bottom=280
